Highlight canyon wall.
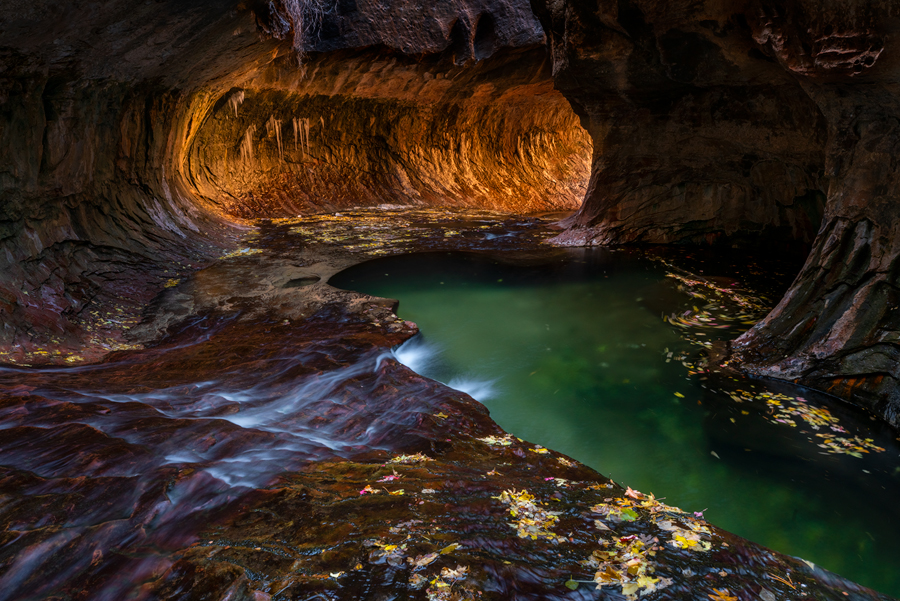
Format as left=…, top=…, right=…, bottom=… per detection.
left=4, top=0, right=900, bottom=424
left=535, top=0, right=900, bottom=424
left=187, top=47, right=589, bottom=218
left=0, top=0, right=589, bottom=364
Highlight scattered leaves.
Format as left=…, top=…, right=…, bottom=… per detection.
left=477, top=434, right=515, bottom=447
left=493, top=489, right=564, bottom=542
left=389, top=452, right=432, bottom=464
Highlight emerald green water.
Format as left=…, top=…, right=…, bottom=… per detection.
left=331, top=249, right=900, bottom=597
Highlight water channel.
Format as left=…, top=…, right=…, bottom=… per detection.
left=2, top=210, right=897, bottom=600
left=331, top=248, right=900, bottom=597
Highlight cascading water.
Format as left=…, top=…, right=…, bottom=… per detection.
left=392, top=336, right=498, bottom=402
left=331, top=248, right=900, bottom=597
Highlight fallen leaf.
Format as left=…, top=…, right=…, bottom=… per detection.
left=410, top=553, right=438, bottom=568
left=620, top=508, right=639, bottom=521
left=439, top=543, right=460, bottom=555
left=441, top=565, right=468, bottom=581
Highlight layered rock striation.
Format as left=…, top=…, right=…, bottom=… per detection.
left=0, top=0, right=590, bottom=364
left=2, top=0, right=899, bottom=449
left=534, top=0, right=900, bottom=426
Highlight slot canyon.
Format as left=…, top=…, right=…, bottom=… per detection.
left=1, top=1, right=900, bottom=600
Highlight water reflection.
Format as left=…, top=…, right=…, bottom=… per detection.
left=331, top=248, right=900, bottom=597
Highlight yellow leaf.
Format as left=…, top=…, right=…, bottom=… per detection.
left=439, top=543, right=460, bottom=555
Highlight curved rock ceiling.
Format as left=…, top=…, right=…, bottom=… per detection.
left=2, top=0, right=900, bottom=424
left=187, top=48, right=590, bottom=218
left=0, top=0, right=590, bottom=364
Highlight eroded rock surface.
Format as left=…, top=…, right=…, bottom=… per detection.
left=0, top=214, right=891, bottom=601
left=0, top=0, right=590, bottom=365
left=534, top=0, right=900, bottom=425
left=188, top=47, right=589, bottom=218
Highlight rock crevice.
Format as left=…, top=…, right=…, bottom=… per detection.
left=534, top=0, right=900, bottom=426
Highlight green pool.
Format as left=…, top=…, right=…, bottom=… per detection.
left=332, top=248, right=900, bottom=597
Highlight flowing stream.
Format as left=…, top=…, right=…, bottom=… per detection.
left=331, top=247, right=900, bottom=597
left=2, top=210, right=898, bottom=600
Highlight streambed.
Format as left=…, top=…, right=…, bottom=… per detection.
left=332, top=248, right=900, bottom=596
left=0, top=209, right=896, bottom=600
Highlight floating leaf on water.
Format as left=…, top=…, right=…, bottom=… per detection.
left=411, top=553, right=439, bottom=568
left=564, top=578, right=579, bottom=590
left=439, top=543, right=460, bottom=555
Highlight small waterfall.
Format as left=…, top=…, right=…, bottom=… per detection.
left=391, top=336, right=498, bottom=402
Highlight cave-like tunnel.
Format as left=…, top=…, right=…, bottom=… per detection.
left=3, top=0, right=900, bottom=599
left=0, top=0, right=592, bottom=363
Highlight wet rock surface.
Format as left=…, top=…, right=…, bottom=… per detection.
left=0, top=211, right=894, bottom=600
left=0, top=0, right=589, bottom=367
left=3, top=0, right=900, bottom=595
left=533, top=0, right=829, bottom=250
left=533, top=0, right=900, bottom=425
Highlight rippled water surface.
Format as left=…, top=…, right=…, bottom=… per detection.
left=332, top=248, right=900, bottom=597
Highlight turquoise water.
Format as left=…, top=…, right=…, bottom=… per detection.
left=332, top=248, right=900, bottom=597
